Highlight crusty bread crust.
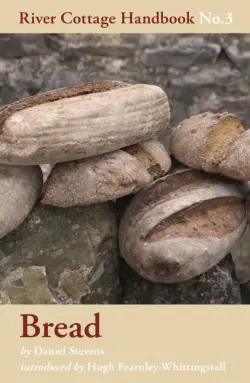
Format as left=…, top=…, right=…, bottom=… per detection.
left=41, top=140, right=171, bottom=207
left=170, top=111, right=250, bottom=181
left=0, top=82, right=170, bottom=165
left=119, top=168, right=247, bottom=283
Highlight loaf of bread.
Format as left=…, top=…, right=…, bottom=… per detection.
left=119, top=167, right=248, bottom=283
left=41, top=140, right=171, bottom=207
left=170, top=111, right=250, bottom=181
left=0, top=165, right=42, bottom=238
left=0, top=81, right=170, bottom=165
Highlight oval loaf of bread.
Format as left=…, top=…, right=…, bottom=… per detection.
left=0, top=165, right=43, bottom=239
left=41, top=140, right=171, bottom=207
left=119, top=167, right=247, bottom=283
left=0, top=81, right=170, bottom=165
left=170, top=111, right=250, bottom=181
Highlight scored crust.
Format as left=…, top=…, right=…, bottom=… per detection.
left=41, top=140, right=171, bottom=207
left=170, top=111, right=247, bottom=179
left=0, top=81, right=170, bottom=165
left=0, top=81, right=129, bottom=132
left=119, top=169, right=247, bottom=283
left=145, top=197, right=245, bottom=242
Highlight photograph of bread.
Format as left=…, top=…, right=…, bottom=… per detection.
left=0, top=34, right=249, bottom=304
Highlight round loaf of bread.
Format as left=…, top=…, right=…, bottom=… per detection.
left=119, top=167, right=247, bottom=283
left=41, top=140, right=171, bottom=207
left=0, top=81, right=170, bottom=165
left=170, top=111, right=250, bottom=181
left=0, top=165, right=43, bottom=238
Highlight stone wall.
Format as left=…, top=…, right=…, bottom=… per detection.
left=0, top=33, right=250, bottom=146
